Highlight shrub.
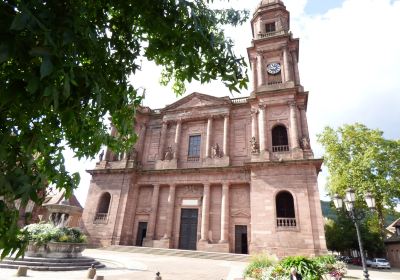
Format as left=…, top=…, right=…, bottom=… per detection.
left=279, top=256, right=323, bottom=280
left=244, top=253, right=278, bottom=280
left=23, top=223, right=87, bottom=245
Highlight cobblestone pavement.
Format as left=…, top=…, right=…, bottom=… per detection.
left=0, top=249, right=247, bottom=280
left=1, top=250, right=399, bottom=280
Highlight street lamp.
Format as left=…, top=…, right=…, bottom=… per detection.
left=332, top=188, right=376, bottom=280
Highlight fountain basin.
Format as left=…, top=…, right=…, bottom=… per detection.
left=26, top=242, right=87, bottom=258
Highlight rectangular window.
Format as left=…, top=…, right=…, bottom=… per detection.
left=188, top=135, right=201, bottom=160
left=265, top=22, right=276, bottom=33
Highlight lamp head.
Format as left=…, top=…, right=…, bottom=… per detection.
left=332, top=194, right=343, bottom=209
left=345, top=188, right=356, bottom=203
left=364, top=192, right=376, bottom=210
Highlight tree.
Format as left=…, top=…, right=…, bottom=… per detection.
left=0, top=0, right=249, bottom=258
left=324, top=208, right=385, bottom=257
left=318, top=123, right=400, bottom=236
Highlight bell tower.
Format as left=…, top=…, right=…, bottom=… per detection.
left=248, top=0, right=301, bottom=92
left=247, top=0, right=311, bottom=161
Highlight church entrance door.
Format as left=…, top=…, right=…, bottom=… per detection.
left=235, top=225, right=248, bottom=254
left=178, top=209, right=198, bottom=250
left=136, top=222, right=147, bottom=246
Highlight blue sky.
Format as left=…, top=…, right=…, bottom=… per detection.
left=305, top=0, right=345, bottom=14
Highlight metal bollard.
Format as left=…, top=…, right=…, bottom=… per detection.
left=16, top=266, right=28, bottom=277
left=95, top=276, right=104, bottom=280
left=87, top=264, right=96, bottom=279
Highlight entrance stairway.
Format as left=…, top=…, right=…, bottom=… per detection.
left=0, top=256, right=105, bottom=271
left=100, top=245, right=250, bottom=262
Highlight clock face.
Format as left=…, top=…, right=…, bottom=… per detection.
left=267, top=63, right=281, bottom=75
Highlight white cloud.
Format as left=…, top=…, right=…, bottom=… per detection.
left=65, top=0, right=400, bottom=206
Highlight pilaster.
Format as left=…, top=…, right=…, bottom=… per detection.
left=220, top=183, right=230, bottom=243
left=143, top=184, right=160, bottom=246
left=200, top=184, right=211, bottom=241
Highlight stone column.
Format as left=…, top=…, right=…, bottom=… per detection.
left=147, top=184, right=160, bottom=240
left=200, top=184, right=211, bottom=241
left=291, top=51, right=300, bottom=85
left=219, top=183, right=229, bottom=243
left=289, top=101, right=300, bottom=149
left=173, top=120, right=182, bottom=159
left=283, top=47, right=291, bottom=82
left=257, top=52, right=264, bottom=87
left=298, top=105, right=309, bottom=139
left=158, top=121, right=168, bottom=160
left=164, top=184, right=176, bottom=239
left=258, top=105, right=266, bottom=152
left=223, top=115, right=229, bottom=157
left=126, top=184, right=141, bottom=243
left=205, top=117, right=213, bottom=158
left=251, top=57, right=258, bottom=90
left=137, top=124, right=147, bottom=162
left=251, top=110, right=258, bottom=140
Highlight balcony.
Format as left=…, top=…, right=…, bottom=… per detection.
left=277, top=217, right=297, bottom=228
left=94, top=213, right=108, bottom=224
left=231, top=97, right=248, bottom=104
left=187, top=156, right=200, bottom=162
left=272, top=145, right=289, bottom=152
left=257, top=30, right=287, bottom=39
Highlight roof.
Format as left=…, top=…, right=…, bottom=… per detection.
left=384, top=218, right=400, bottom=244
left=43, top=190, right=83, bottom=209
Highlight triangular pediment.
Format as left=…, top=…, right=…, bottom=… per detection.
left=162, top=92, right=230, bottom=112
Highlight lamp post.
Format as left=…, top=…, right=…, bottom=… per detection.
left=332, top=189, right=376, bottom=280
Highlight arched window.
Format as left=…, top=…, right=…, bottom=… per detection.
left=276, top=191, right=296, bottom=228
left=272, top=125, right=289, bottom=152
left=94, top=192, right=111, bottom=223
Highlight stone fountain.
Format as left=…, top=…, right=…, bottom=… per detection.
left=0, top=192, right=104, bottom=271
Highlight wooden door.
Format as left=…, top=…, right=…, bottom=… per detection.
left=178, top=209, right=198, bottom=250
left=136, top=222, right=147, bottom=246
left=235, top=225, right=248, bottom=254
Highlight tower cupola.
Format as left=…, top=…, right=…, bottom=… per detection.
left=248, top=0, right=300, bottom=93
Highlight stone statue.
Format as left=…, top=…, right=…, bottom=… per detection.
left=164, top=146, right=173, bottom=161
left=250, top=137, right=259, bottom=154
left=301, top=137, right=310, bottom=150
left=211, top=143, right=222, bottom=158
left=98, top=150, right=104, bottom=162
left=127, top=148, right=138, bottom=162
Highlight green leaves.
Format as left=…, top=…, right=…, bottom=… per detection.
left=318, top=123, right=400, bottom=234
left=40, top=56, right=54, bottom=79
left=1, top=0, right=249, bottom=258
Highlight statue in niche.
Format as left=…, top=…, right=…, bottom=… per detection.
left=211, top=143, right=222, bottom=158
left=250, top=137, right=259, bottom=154
left=164, top=146, right=173, bottom=161
left=127, top=148, right=138, bottom=162
left=301, top=137, right=311, bottom=150
left=98, top=150, right=104, bottom=162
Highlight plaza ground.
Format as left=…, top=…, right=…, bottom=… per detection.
left=1, top=249, right=399, bottom=280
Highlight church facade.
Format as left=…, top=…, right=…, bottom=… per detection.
left=82, top=0, right=327, bottom=257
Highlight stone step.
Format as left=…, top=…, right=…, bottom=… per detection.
left=101, top=245, right=250, bottom=262
left=4, top=256, right=98, bottom=264
left=0, top=257, right=105, bottom=271
left=0, top=263, right=105, bottom=271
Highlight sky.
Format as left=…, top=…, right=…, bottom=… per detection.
left=65, top=0, right=400, bottom=207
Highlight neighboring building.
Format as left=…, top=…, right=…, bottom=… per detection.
left=385, top=218, right=400, bottom=268
left=82, top=0, right=327, bottom=257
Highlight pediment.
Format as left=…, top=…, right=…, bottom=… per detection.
left=162, top=92, right=230, bottom=112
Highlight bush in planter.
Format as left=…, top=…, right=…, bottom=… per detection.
left=244, top=253, right=278, bottom=280
left=279, top=256, right=323, bottom=280
left=23, top=223, right=87, bottom=245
